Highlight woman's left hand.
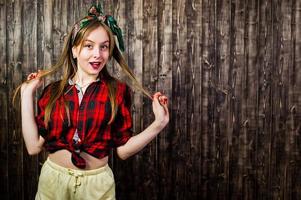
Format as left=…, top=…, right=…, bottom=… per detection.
left=152, top=92, right=169, bottom=128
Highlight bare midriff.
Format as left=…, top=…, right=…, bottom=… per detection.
left=48, top=149, right=109, bottom=170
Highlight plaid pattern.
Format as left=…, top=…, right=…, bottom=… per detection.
left=35, top=79, right=133, bottom=169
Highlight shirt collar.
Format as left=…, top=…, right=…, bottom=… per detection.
left=68, top=77, right=102, bottom=86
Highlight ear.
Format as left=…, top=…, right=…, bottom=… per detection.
left=72, top=46, right=78, bottom=59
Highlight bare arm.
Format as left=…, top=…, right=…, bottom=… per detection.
left=20, top=72, right=45, bottom=155
left=116, top=92, right=169, bottom=160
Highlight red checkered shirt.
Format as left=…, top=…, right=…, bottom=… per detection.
left=35, top=79, right=133, bottom=169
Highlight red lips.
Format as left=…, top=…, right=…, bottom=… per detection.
left=89, top=62, right=101, bottom=69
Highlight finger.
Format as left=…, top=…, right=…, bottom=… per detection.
left=27, top=72, right=40, bottom=81
left=162, top=103, right=169, bottom=115
left=159, top=96, right=168, bottom=105
left=157, top=101, right=168, bottom=115
left=27, top=73, right=35, bottom=80
left=154, top=98, right=168, bottom=113
left=152, top=92, right=162, bottom=100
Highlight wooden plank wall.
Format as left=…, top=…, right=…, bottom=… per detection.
left=0, top=0, right=300, bottom=199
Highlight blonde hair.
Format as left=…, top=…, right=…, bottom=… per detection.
left=13, top=19, right=151, bottom=127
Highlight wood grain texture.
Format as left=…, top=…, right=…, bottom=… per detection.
left=6, top=0, right=24, bottom=199
left=0, top=0, right=8, bottom=199
left=22, top=1, right=39, bottom=199
left=0, top=0, right=300, bottom=199
left=157, top=0, right=173, bottom=199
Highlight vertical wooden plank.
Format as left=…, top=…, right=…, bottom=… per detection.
left=181, top=0, right=195, bottom=199
left=0, top=0, right=8, bottom=199
left=185, top=0, right=204, bottom=199
left=7, top=0, right=23, bottom=199
left=225, top=0, right=236, bottom=198
left=278, top=0, right=294, bottom=198
left=255, top=0, right=265, bottom=198
left=200, top=0, right=214, bottom=198
left=52, top=0, right=64, bottom=77
left=194, top=1, right=203, bottom=198
left=171, top=0, right=188, bottom=199
left=53, top=0, right=61, bottom=65
left=51, top=0, right=69, bottom=79
left=280, top=1, right=295, bottom=199
left=254, top=1, right=261, bottom=198
left=215, top=0, right=231, bottom=198
left=242, top=0, right=258, bottom=199
left=67, top=0, right=75, bottom=28
left=255, top=0, right=272, bottom=198
left=73, top=0, right=81, bottom=24
left=265, top=0, right=274, bottom=198
left=252, top=0, right=263, bottom=196
left=43, top=0, right=54, bottom=78
left=61, top=0, right=68, bottom=34
left=137, top=0, right=159, bottom=199
left=291, top=0, right=301, bottom=198
left=230, top=0, right=245, bottom=198
left=270, top=0, right=292, bottom=199
left=22, top=1, right=39, bottom=199
left=157, top=0, right=173, bottom=199
left=209, top=0, right=218, bottom=198
left=270, top=1, right=282, bottom=199
left=36, top=0, right=44, bottom=75
left=128, top=0, right=143, bottom=161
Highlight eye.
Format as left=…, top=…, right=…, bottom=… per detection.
left=100, top=44, right=109, bottom=51
left=84, top=44, right=93, bottom=49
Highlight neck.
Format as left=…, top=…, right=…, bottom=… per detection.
left=73, top=72, right=99, bottom=87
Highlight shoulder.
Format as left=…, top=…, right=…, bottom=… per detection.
left=115, top=80, right=132, bottom=97
left=104, top=78, right=129, bottom=94
left=39, top=80, right=61, bottom=99
left=115, top=81, right=132, bottom=106
left=116, top=80, right=127, bottom=92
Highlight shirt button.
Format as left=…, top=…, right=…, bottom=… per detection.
left=79, top=105, right=84, bottom=110
left=77, top=89, right=80, bottom=93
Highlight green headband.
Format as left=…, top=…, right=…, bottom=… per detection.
left=71, top=4, right=125, bottom=52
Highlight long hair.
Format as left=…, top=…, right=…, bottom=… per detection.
left=13, top=18, right=151, bottom=127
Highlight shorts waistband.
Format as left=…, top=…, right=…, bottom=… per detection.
left=45, top=157, right=110, bottom=176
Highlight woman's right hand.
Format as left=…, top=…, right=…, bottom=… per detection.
left=21, top=70, right=43, bottom=95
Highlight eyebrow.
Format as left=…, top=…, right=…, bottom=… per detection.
left=84, top=39, right=109, bottom=44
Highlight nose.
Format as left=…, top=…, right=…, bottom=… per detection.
left=93, top=48, right=102, bottom=58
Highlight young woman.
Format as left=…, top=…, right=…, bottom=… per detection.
left=14, top=5, right=169, bottom=200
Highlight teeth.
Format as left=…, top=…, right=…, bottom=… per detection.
left=91, top=62, right=100, bottom=64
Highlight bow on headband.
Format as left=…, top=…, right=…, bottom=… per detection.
left=72, top=4, right=125, bottom=52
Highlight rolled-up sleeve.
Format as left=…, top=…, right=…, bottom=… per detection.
left=111, top=83, right=133, bottom=147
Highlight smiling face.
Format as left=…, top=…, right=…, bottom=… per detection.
left=72, top=26, right=110, bottom=80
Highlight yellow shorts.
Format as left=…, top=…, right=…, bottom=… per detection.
left=35, top=158, right=115, bottom=200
